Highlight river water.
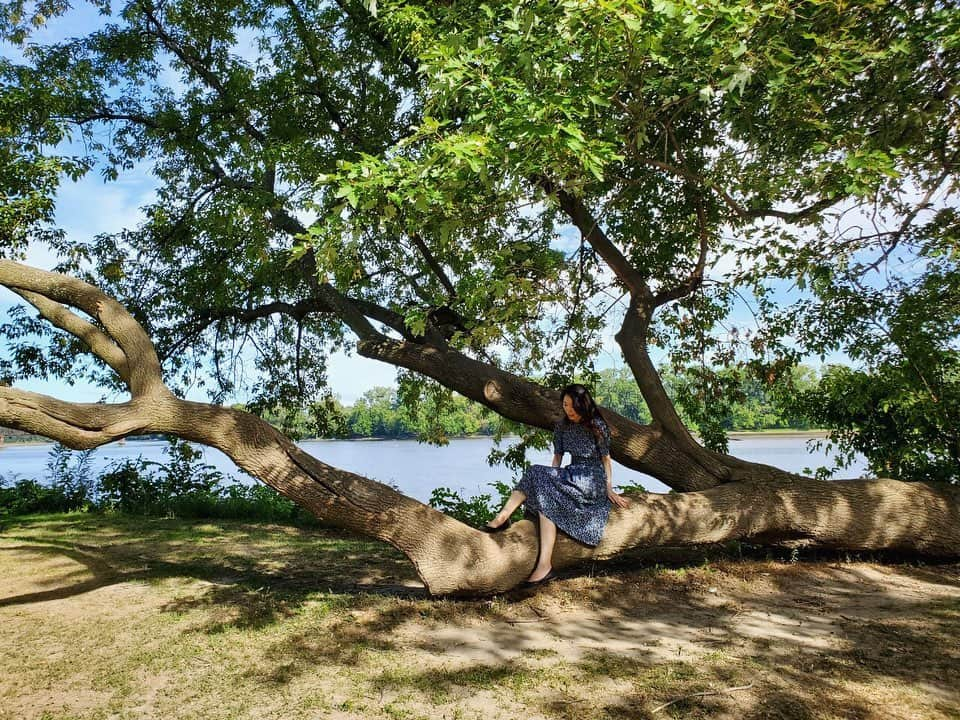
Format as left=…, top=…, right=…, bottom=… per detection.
left=0, top=434, right=868, bottom=503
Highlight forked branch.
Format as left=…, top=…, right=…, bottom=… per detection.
left=0, top=260, right=165, bottom=398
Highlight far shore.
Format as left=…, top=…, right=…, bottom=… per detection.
left=1, top=428, right=832, bottom=448
left=727, top=429, right=829, bottom=439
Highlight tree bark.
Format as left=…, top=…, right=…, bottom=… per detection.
left=3, top=384, right=959, bottom=593
left=2, top=260, right=959, bottom=595
left=4, top=381, right=959, bottom=594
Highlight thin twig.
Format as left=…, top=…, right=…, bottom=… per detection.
left=652, top=683, right=755, bottom=713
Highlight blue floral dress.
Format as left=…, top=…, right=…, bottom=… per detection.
left=514, top=418, right=612, bottom=546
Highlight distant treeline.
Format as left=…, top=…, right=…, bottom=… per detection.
left=257, top=364, right=823, bottom=440
left=0, top=428, right=46, bottom=443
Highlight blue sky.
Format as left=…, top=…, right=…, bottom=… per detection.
left=0, top=3, right=402, bottom=404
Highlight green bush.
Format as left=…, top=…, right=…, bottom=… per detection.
left=98, top=458, right=162, bottom=514
left=1, top=439, right=322, bottom=525
left=0, top=446, right=99, bottom=515
left=46, top=445, right=96, bottom=510
left=783, top=360, right=960, bottom=483
left=429, top=480, right=522, bottom=526
left=0, top=476, right=76, bottom=514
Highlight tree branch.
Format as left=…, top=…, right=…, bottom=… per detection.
left=410, top=232, right=458, bottom=300
left=10, top=288, right=130, bottom=383
left=536, top=176, right=651, bottom=300
left=862, top=165, right=953, bottom=274
left=635, top=158, right=838, bottom=223
left=0, top=387, right=151, bottom=449
left=139, top=1, right=267, bottom=144
left=0, top=260, right=165, bottom=398
left=328, top=0, right=421, bottom=76
left=281, top=0, right=363, bottom=145
left=651, top=199, right=710, bottom=308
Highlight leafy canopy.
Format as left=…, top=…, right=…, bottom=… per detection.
left=0, top=0, right=957, bottom=479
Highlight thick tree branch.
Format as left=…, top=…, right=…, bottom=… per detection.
left=353, top=334, right=799, bottom=491
left=614, top=299, right=708, bottom=455
left=161, top=286, right=773, bottom=490
left=0, top=260, right=165, bottom=397
left=536, top=176, right=651, bottom=300
left=0, top=387, right=151, bottom=449
left=313, top=282, right=381, bottom=341
left=10, top=288, right=130, bottom=383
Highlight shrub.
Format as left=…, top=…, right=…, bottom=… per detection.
left=429, top=480, right=522, bottom=526
left=0, top=476, right=74, bottom=515
left=98, top=458, right=162, bottom=514
left=46, top=445, right=96, bottom=510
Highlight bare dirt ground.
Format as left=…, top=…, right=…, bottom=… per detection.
left=1, top=514, right=958, bottom=720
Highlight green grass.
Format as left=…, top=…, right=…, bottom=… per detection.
left=1, top=513, right=958, bottom=720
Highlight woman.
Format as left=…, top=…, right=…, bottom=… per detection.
left=482, top=384, right=629, bottom=586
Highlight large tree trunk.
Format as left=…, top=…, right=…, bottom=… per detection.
left=2, top=260, right=959, bottom=595
left=5, top=383, right=959, bottom=594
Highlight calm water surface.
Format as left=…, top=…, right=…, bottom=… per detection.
left=0, top=434, right=867, bottom=503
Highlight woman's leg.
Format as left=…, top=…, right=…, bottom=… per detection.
left=486, top=490, right=526, bottom=528
left=528, top=513, right=557, bottom=582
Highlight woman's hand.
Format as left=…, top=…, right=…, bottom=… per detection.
left=607, top=487, right=629, bottom=508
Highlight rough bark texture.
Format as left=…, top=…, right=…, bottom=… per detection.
left=2, top=259, right=959, bottom=595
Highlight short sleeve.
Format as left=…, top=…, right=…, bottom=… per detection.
left=552, top=422, right=564, bottom=456
left=596, top=419, right=611, bottom=458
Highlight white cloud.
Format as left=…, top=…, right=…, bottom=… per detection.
left=55, top=166, right=156, bottom=249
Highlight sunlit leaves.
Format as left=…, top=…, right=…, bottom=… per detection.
left=785, top=359, right=960, bottom=483
left=2, top=0, right=958, bottom=484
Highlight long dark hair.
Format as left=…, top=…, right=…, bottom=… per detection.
left=561, top=383, right=604, bottom=445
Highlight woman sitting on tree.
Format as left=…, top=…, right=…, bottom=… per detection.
left=482, top=384, right=629, bottom=586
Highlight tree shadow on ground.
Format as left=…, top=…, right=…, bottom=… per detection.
left=229, top=556, right=960, bottom=719
left=326, top=555, right=957, bottom=718
left=0, top=515, right=425, bottom=623
left=343, top=593, right=959, bottom=719
left=2, top=514, right=958, bottom=718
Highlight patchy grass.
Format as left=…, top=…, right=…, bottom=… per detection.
left=1, top=513, right=959, bottom=720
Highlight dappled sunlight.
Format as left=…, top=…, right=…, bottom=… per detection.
left=2, top=514, right=959, bottom=719
left=0, top=514, right=423, bottom=614
left=589, top=477, right=960, bottom=584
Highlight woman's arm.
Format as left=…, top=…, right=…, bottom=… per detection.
left=604, top=455, right=629, bottom=508
left=552, top=453, right=562, bottom=468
